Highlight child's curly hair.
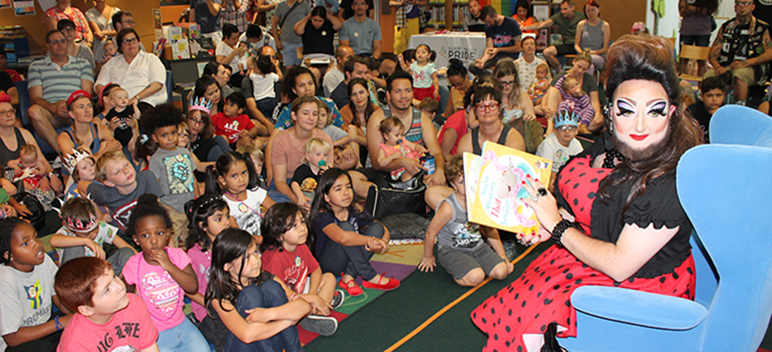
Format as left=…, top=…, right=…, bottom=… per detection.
left=126, top=194, right=172, bottom=238
left=445, top=155, right=464, bottom=186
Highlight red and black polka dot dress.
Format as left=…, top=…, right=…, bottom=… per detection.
left=471, top=154, right=696, bottom=352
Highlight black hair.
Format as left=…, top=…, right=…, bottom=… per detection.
left=308, top=168, right=370, bottom=254
left=0, top=218, right=28, bottom=265
left=194, top=75, right=223, bottom=112
left=245, top=24, right=264, bottom=39
left=226, top=92, right=247, bottom=110
left=203, top=61, right=225, bottom=77
left=126, top=194, right=173, bottom=239
left=259, top=202, right=306, bottom=253
left=204, top=151, right=260, bottom=195
left=0, top=47, right=6, bottom=59
left=45, top=30, right=64, bottom=43
left=56, top=19, right=76, bottom=31
left=402, top=49, right=416, bottom=64
left=282, top=66, right=315, bottom=102
left=386, top=70, right=413, bottom=92
left=205, top=228, right=269, bottom=314
left=514, top=0, right=532, bottom=18
left=481, top=5, right=497, bottom=18
left=447, top=58, right=468, bottom=78
left=472, top=85, right=503, bottom=106
left=366, top=56, right=381, bottom=71
left=115, top=28, right=140, bottom=54
left=311, top=5, right=327, bottom=18
left=347, top=77, right=375, bottom=128
left=144, top=103, right=184, bottom=133
left=134, top=134, right=158, bottom=164
left=700, top=76, right=727, bottom=94
left=111, top=11, right=131, bottom=30
left=184, top=194, right=229, bottom=251
left=344, top=55, right=369, bottom=75
left=222, top=23, right=239, bottom=39
left=256, top=54, right=274, bottom=75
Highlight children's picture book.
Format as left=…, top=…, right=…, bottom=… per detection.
left=466, top=142, right=552, bottom=234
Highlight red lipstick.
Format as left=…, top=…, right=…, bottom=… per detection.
left=630, top=134, right=648, bottom=141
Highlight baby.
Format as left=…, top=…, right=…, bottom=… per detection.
left=528, top=63, right=551, bottom=106
left=291, top=138, right=332, bottom=210
left=377, top=117, right=427, bottom=181
left=558, top=76, right=595, bottom=134
left=104, top=87, right=136, bottom=147
left=7, top=145, right=55, bottom=210
left=103, top=39, right=118, bottom=59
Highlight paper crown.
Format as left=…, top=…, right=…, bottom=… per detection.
left=0, top=92, right=10, bottom=104
left=63, top=148, right=93, bottom=174
left=67, top=90, right=92, bottom=107
left=63, top=213, right=98, bottom=233
left=555, top=104, right=580, bottom=128
left=189, top=96, right=212, bottom=114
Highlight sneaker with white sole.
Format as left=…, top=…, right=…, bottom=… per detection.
left=300, top=315, right=338, bottom=336
left=330, top=289, right=345, bottom=309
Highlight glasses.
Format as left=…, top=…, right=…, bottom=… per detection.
left=122, top=20, right=136, bottom=25
left=735, top=1, right=752, bottom=6
left=499, top=79, right=515, bottom=87
left=0, top=109, right=16, bottom=116
left=475, top=102, right=499, bottom=112
left=189, top=118, right=204, bottom=125
left=47, top=38, right=67, bottom=45
left=60, top=27, right=75, bottom=32
left=556, top=125, right=577, bottom=132
left=122, top=37, right=138, bottom=45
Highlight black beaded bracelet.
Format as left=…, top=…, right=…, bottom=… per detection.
left=551, top=220, right=575, bottom=247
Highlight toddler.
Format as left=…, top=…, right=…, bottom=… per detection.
left=377, top=117, right=427, bottom=181
left=536, top=108, right=584, bottom=177
left=63, top=147, right=95, bottom=200
left=419, top=97, right=440, bottom=127
left=8, top=145, right=55, bottom=210
left=104, top=87, right=136, bottom=148
left=291, top=138, right=332, bottom=210
left=249, top=54, right=283, bottom=121
left=528, top=63, right=551, bottom=105
left=211, top=92, right=258, bottom=148
left=399, top=44, right=440, bottom=104
left=419, top=156, right=512, bottom=286
left=50, top=197, right=136, bottom=275
left=557, top=76, right=595, bottom=133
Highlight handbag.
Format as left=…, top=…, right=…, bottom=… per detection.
left=365, top=172, right=427, bottom=219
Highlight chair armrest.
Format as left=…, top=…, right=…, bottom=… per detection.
left=571, top=286, right=708, bottom=330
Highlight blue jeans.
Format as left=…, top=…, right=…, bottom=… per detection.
left=317, top=221, right=385, bottom=281
left=224, top=281, right=302, bottom=352
left=256, top=97, right=277, bottom=123
left=281, top=42, right=303, bottom=67
left=157, top=318, right=211, bottom=352
left=267, top=179, right=292, bottom=204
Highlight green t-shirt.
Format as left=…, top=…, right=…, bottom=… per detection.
left=0, top=189, right=9, bottom=204
left=550, top=11, right=586, bottom=45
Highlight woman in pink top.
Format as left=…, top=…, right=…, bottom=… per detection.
left=43, top=0, right=93, bottom=46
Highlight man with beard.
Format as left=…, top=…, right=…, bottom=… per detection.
left=348, top=71, right=445, bottom=199
left=704, top=0, right=772, bottom=106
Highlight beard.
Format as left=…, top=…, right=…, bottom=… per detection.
left=612, top=128, right=671, bottom=162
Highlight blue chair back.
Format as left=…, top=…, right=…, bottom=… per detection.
left=710, top=105, right=772, bottom=147
left=677, top=144, right=772, bottom=351
left=15, top=80, right=31, bottom=128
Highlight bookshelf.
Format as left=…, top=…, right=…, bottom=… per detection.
left=0, top=26, right=45, bottom=65
left=427, top=0, right=469, bottom=30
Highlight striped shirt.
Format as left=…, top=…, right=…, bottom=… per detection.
left=27, top=55, right=93, bottom=104
left=221, top=0, right=249, bottom=32
left=382, top=105, right=424, bottom=146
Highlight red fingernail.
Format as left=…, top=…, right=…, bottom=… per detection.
left=535, top=178, right=540, bottom=182
left=521, top=180, right=525, bottom=184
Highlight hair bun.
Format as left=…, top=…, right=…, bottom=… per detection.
left=448, top=58, right=463, bottom=68
left=138, top=193, right=159, bottom=206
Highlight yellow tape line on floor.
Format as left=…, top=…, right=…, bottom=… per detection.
left=384, top=244, right=539, bottom=352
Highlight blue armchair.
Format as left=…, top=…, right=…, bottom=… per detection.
left=558, top=143, right=772, bottom=351
left=710, top=105, right=772, bottom=147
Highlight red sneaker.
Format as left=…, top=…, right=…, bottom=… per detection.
left=338, top=276, right=363, bottom=296
left=362, top=274, right=400, bottom=291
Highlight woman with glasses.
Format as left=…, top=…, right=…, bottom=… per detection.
left=186, top=91, right=231, bottom=188
left=57, top=19, right=96, bottom=72
left=492, top=59, right=542, bottom=153
left=43, top=0, right=93, bottom=47
left=455, top=83, right=525, bottom=156
left=679, top=0, right=719, bottom=47
left=542, top=49, right=603, bottom=135
left=94, top=28, right=167, bottom=113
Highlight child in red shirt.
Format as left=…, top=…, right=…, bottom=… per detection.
left=210, top=92, right=258, bottom=148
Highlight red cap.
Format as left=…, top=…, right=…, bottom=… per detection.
left=0, top=92, right=10, bottom=104
left=67, top=90, right=91, bottom=107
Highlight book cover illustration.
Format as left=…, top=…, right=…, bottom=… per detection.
left=462, top=152, right=482, bottom=213
left=467, top=142, right=552, bottom=234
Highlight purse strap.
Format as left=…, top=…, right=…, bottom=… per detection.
left=279, top=0, right=303, bottom=30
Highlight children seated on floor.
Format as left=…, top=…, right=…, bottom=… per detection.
left=236, top=145, right=267, bottom=188
left=54, top=257, right=160, bottom=352
left=536, top=108, right=584, bottom=182
left=51, top=197, right=136, bottom=276
left=260, top=203, right=344, bottom=335
left=121, top=194, right=209, bottom=352
left=0, top=218, right=69, bottom=352
left=291, top=138, right=332, bottom=211
left=686, top=76, right=726, bottom=143
left=418, top=156, right=513, bottom=286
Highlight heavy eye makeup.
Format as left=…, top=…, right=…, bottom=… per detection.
left=646, top=100, right=669, bottom=117
left=615, top=99, right=636, bottom=116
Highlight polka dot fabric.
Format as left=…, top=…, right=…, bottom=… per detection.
left=471, top=156, right=696, bottom=352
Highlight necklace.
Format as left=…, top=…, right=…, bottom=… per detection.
left=603, top=148, right=624, bottom=169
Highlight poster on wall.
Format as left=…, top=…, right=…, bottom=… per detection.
left=13, top=0, right=34, bottom=15
left=0, top=0, right=11, bottom=9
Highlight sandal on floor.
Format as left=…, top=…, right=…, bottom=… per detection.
left=361, top=273, right=400, bottom=291
left=338, top=276, right=363, bottom=296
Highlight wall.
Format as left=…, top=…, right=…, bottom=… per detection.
left=0, top=0, right=159, bottom=52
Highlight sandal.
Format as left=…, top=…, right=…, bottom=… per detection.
left=361, top=273, right=400, bottom=291
left=338, top=276, right=363, bottom=296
